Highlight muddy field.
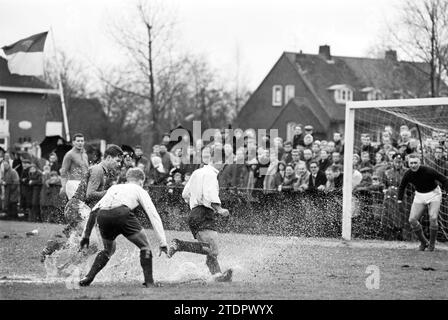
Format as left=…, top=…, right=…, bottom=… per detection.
left=1, top=221, right=447, bottom=300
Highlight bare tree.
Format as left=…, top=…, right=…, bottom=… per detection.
left=387, top=0, right=448, bottom=96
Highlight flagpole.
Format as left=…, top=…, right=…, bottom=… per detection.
left=49, top=27, right=70, bottom=142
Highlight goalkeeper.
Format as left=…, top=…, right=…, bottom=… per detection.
left=397, top=153, right=448, bottom=251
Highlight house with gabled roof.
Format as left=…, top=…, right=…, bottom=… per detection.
left=0, top=57, right=109, bottom=153
left=235, top=45, right=448, bottom=141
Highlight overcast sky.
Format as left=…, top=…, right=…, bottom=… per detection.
left=0, top=0, right=403, bottom=89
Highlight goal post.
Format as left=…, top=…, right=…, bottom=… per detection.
left=342, top=97, right=448, bottom=241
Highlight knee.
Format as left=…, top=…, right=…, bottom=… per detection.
left=408, top=217, right=418, bottom=226
left=140, top=248, right=152, bottom=259
left=104, top=248, right=115, bottom=258
left=429, top=218, right=438, bottom=227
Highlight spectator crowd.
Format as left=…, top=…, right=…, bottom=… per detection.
left=1, top=123, right=447, bottom=240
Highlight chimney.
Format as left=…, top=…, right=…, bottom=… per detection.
left=385, top=50, right=397, bottom=62
left=319, top=45, right=331, bottom=61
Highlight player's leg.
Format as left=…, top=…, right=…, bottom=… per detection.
left=126, top=230, right=160, bottom=287
left=409, top=202, right=429, bottom=250
left=167, top=237, right=211, bottom=257
left=79, top=237, right=116, bottom=286
left=168, top=206, right=213, bottom=257
left=197, top=230, right=221, bottom=274
left=197, top=230, right=232, bottom=282
left=427, top=199, right=441, bottom=251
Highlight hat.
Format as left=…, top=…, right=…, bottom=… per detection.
left=359, top=167, right=372, bottom=173
left=304, top=125, right=313, bottom=131
left=247, top=158, right=258, bottom=165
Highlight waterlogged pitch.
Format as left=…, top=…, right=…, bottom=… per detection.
left=1, top=221, right=448, bottom=299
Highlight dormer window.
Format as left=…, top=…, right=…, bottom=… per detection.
left=328, top=84, right=353, bottom=104
left=284, top=85, right=295, bottom=104
left=272, top=85, right=283, bottom=106
left=361, top=87, right=383, bottom=100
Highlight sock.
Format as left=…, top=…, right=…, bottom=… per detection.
left=176, top=240, right=210, bottom=255
left=206, top=255, right=222, bottom=275
left=84, top=250, right=110, bottom=281
left=429, top=226, right=438, bottom=246
left=140, top=250, right=154, bottom=285
left=411, top=223, right=428, bottom=244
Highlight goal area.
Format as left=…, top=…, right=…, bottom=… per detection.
left=342, top=97, right=448, bottom=241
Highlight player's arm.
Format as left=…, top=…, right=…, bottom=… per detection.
left=430, top=167, right=448, bottom=191
left=60, top=152, right=72, bottom=193
left=397, top=171, right=410, bottom=203
left=86, top=167, right=107, bottom=203
left=205, top=174, right=229, bottom=217
left=137, top=187, right=168, bottom=248
left=181, top=172, right=192, bottom=203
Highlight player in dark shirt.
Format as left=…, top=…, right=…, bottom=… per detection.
left=40, top=145, right=123, bottom=262
left=397, top=154, right=448, bottom=251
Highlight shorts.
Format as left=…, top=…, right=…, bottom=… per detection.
left=97, top=206, right=143, bottom=241
left=413, top=186, right=442, bottom=205
left=188, top=205, right=217, bottom=239
left=66, top=180, right=81, bottom=200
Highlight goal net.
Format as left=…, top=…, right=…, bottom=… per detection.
left=342, top=98, right=448, bottom=242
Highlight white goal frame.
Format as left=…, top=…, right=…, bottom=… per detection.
left=342, top=97, right=448, bottom=240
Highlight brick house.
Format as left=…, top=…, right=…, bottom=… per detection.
left=0, top=57, right=109, bottom=153
left=235, top=45, right=448, bottom=141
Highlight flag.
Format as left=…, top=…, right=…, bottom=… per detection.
left=2, top=31, right=48, bottom=76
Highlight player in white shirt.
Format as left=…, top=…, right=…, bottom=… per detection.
left=78, top=167, right=168, bottom=287
left=167, top=146, right=232, bottom=282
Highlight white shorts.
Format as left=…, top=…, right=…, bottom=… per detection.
left=413, top=186, right=442, bottom=205
left=66, top=180, right=81, bottom=200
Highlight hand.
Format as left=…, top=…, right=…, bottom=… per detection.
left=317, top=185, right=325, bottom=191
left=159, top=246, right=168, bottom=257
left=80, top=237, right=89, bottom=250
left=217, top=208, right=229, bottom=217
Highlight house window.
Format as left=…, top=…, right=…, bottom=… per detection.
left=284, top=85, right=295, bottom=104
left=272, top=85, right=283, bottom=106
left=334, top=88, right=353, bottom=104
left=0, top=99, right=6, bottom=120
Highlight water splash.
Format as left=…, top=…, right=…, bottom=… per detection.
left=44, top=202, right=101, bottom=281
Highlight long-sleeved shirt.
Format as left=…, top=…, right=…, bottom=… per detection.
left=92, top=183, right=167, bottom=247
left=398, top=165, right=448, bottom=201
left=60, top=147, right=89, bottom=182
left=182, top=164, right=221, bottom=210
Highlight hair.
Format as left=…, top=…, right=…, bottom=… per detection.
left=72, top=133, right=84, bottom=141
left=330, top=164, right=342, bottom=173
left=134, top=145, right=142, bottom=150
left=126, top=167, right=146, bottom=182
left=210, top=145, right=226, bottom=163
left=104, top=144, right=123, bottom=158
left=285, top=164, right=295, bottom=171
left=408, top=153, right=420, bottom=160
left=309, top=160, right=318, bottom=167
left=284, top=141, right=292, bottom=147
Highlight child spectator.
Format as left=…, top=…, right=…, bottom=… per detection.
left=278, top=164, right=298, bottom=192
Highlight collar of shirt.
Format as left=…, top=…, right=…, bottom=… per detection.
left=205, top=164, right=219, bottom=175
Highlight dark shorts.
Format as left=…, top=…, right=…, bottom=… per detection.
left=188, top=205, right=217, bottom=239
left=97, top=206, right=142, bottom=241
